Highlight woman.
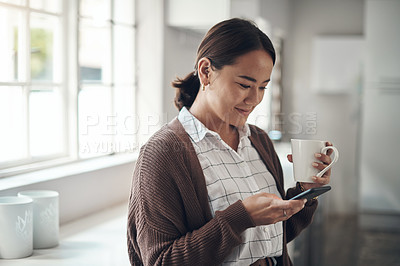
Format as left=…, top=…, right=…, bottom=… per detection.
left=127, top=18, right=333, bottom=266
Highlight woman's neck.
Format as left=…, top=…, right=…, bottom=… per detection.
left=189, top=104, right=239, bottom=151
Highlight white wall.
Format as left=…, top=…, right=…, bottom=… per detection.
left=135, top=0, right=166, bottom=144
left=359, top=0, right=400, bottom=215
left=282, top=0, right=364, bottom=214
left=163, top=27, right=203, bottom=121
left=260, top=0, right=292, bottom=35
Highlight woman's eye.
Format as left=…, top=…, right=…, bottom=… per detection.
left=259, top=86, right=268, bottom=90
left=237, top=83, right=251, bottom=89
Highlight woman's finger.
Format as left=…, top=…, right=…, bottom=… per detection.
left=287, top=154, right=293, bottom=163
left=312, top=175, right=330, bottom=185
left=312, top=161, right=331, bottom=172
left=283, top=200, right=306, bottom=215
left=325, top=141, right=334, bottom=156
left=315, top=153, right=332, bottom=165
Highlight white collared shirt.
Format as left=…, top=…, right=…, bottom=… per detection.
left=178, top=107, right=283, bottom=266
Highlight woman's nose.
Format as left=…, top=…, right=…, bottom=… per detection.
left=244, top=88, right=262, bottom=105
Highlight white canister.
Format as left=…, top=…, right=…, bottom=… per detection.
left=0, top=196, right=33, bottom=259
left=18, top=190, right=59, bottom=249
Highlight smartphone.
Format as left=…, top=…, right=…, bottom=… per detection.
left=289, top=186, right=331, bottom=200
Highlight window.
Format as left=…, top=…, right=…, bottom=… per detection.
left=78, top=0, right=135, bottom=158
left=0, top=0, right=135, bottom=177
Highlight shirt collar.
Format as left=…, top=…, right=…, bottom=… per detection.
left=178, top=107, right=250, bottom=143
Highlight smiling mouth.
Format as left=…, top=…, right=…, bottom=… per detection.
left=235, top=107, right=252, bottom=116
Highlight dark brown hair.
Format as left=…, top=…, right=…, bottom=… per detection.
left=172, top=18, right=276, bottom=110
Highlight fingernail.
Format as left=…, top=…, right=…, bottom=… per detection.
left=312, top=162, right=318, bottom=167
left=315, top=153, right=321, bottom=158
left=312, top=176, right=317, bottom=180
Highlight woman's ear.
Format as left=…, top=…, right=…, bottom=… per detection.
left=197, top=57, right=212, bottom=86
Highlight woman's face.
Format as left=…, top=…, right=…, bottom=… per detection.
left=204, top=49, right=274, bottom=129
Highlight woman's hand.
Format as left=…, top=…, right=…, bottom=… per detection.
left=242, top=193, right=306, bottom=226
left=287, top=141, right=334, bottom=190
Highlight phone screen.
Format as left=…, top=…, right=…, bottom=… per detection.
left=289, top=186, right=331, bottom=200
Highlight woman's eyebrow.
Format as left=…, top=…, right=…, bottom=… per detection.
left=238, top=75, right=270, bottom=83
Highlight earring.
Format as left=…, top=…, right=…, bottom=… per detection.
left=202, top=84, right=206, bottom=91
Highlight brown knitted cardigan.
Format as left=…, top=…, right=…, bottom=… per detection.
left=127, top=118, right=317, bottom=266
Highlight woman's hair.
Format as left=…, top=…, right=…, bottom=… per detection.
left=172, top=18, right=276, bottom=110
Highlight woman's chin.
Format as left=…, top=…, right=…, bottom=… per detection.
left=228, top=118, right=247, bottom=128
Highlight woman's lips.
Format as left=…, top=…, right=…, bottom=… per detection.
left=235, top=107, right=252, bottom=116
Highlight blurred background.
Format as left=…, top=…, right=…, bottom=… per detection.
left=0, top=0, right=399, bottom=265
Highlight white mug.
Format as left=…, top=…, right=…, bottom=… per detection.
left=291, top=139, right=339, bottom=183
left=0, top=196, right=33, bottom=259
left=18, top=190, right=59, bottom=249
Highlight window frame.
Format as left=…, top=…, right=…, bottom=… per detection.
left=0, top=0, right=136, bottom=178
left=0, top=1, right=69, bottom=173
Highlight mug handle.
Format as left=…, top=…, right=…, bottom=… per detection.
left=315, top=146, right=339, bottom=178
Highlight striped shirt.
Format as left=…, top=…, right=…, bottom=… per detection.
left=178, top=107, right=283, bottom=266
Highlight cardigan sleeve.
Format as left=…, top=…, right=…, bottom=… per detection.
left=127, top=131, right=255, bottom=266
